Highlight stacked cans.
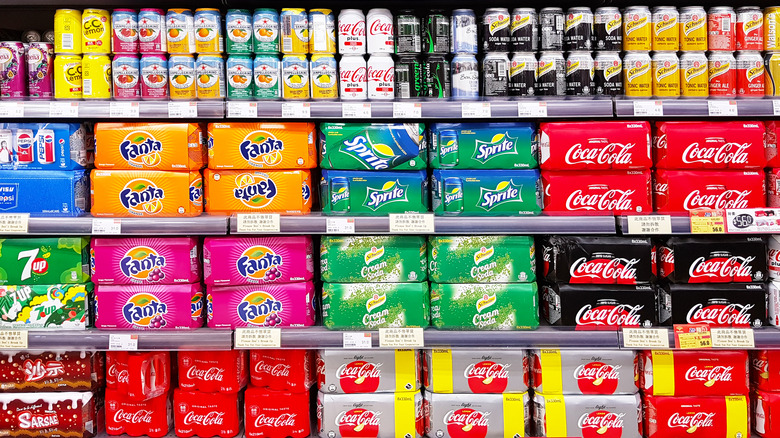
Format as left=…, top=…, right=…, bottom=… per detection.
left=338, top=8, right=395, bottom=100
left=394, top=10, right=452, bottom=98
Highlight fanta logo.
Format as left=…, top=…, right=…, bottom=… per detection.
left=119, top=246, right=166, bottom=281
left=474, top=246, right=494, bottom=265
left=473, top=133, right=518, bottom=163
left=479, top=181, right=523, bottom=211
left=237, top=291, right=283, bottom=326
left=233, top=173, right=277, bottom=209
left=366, top=293, right=386, bottom=312
left=236, top=246, right=283, bottom=281
left=189, top=177, right=203, bottom=205
left=191, top=292, right=203, bottom=317
left=206, top=293, right=213, bottom=318
left=119, top=179, right=165, bottom=215
left=239, top=131, right=285, bottom=167
left=444, top=186, right=463, bottom=206
left=119, top=131, right=163, bottom=167
left=365, top=246, right=384, bottom=264
left=364, top=180, right=408, bottom=211
left=122, top=293, right=168, bottom=327
left=302, top=184, right=311, bottom=201
left=343, top=135, right=397, bottom=170
left=476, top=293, right=496, bottom=312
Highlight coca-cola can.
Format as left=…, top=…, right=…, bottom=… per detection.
left=317, top=349, right=420, bottom=394
left=708, top=51, right=737, bottom=97
left=540, top=283, right=658, bottom=330
left=541, top=236, right=655, bottom=284
left=654, top=121, right=767, bottom=169
left=339, top=54, right=367, bottom=100
left=317, top=392, right=424, bottom=438
left=658, top=282, right=768, bottom=327
left=542, top=170, right=653, bottom=216
left=770, top=236, right=780, bottom=279
left=653, top=169, right=766, bottom=214
left=767, top=121, right=780, bottom=167
left=644, top=394, right=749, bottom=438
left=539, top=121, right=652, bottom=170
left=425, top=391, right=531, bottom=438
left=754, top=389, right=780, bottom=438
left=751, top=350, right=780, bottom=392
left=367, top=53, right=394, bottom=99
left=640, top=350, right=749, bottom=397
left=658, top=236, right=767, bottom=283
left=422, top=349, right=528, bottom=394
left=366, top=9, right=394, bottom=54
left=737, top=6, right=763, bottom=50
left=767, top=168, right=780, bottom=207
left=534, top=393, right=642, bottom=438
left=768, top=280, right=780, bottom=327
left=338, top=9, right=366, bottom=54
left=736, top=50, right=765, bottom=96
left=708, top=6, right=737, bottom=51
left=530, top=349, right=639, bottom=395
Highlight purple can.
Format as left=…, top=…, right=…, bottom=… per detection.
left=112, top=54, right=141, bottom=100
left=140, top=53, right=168, bottom=100
left=0, top=42, right=27, bottom=99
left=26, top=42, right=54, bottom=100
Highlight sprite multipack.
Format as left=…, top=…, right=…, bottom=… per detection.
left=319, top=123, right=427, bottom=170
left=428, top=236, right=536, bottom=283
left=320, top=170, right=429, bottom=215
left=322, top=283, right=430, bottom=330
left=430, top=283, right=539, bottom=330
left=0, top=283, right=91, bottom=329
left=429, top=122, right=538, bottom=169
left=431, top=169, right=543, bottom=216
left=0, top=237, right=90, bottom=285
left=320, top=236, right=427, bottom=283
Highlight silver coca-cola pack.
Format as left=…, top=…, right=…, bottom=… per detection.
left=317, top=350, right=421, bottom=394
left=530, top=349, right=639, bottom=395
left=317, top=392, right=424, bottom=438
left=422, top=349, right=529, bottom=394
left=424, top=391, right=531, bottom=438
left=533, top=393, right=643, bottom=438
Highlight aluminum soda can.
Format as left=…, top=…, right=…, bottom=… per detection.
left=194, top=8, right=224, bottom=54
left=112, top=54, right=140, bottom=100
left=36, top=129, right=55, bottom=164
left=0, top=130, right=13, bottom=164
left=281, top=54, right=309, bottom=99
left=510, top=8, right=538, bottom=52
left=226, top=9, right=253, bottom=54
left=54, top=9, right=82, bottom=54
left=766, top=7, right=780, bottom=51
left=367, top=9, right=394, bottom=54
left=482, top=8, right=511, bottom=52
left=166, top=9, right=196, bottom=54
left=396, top=10, right=421, bottom=54
left=317, top=392, right=423, bottom=438
left=227, top=55, right=254, bottom=99
left=709, top=50, right=737, bottom=97
left=564, top=7, right=594, bottom=51
left=510, top=51, right=537, bottom=96
left=22, top=31, right=41, bottom=44
left=339, top=54, right=367, bottom=100
left=451, top=9, right=478, bottom=54
left=736, top=50, right=765, bottom=97
left=281, top=8, right=309, bottom=54
left=81, top=53, right=112, bottom=99
left=540, top=7, right=564, bottom=50
left=316, top=349, right=420, bottom=393
left=14, top=128, right=34, bottom=164
left=253, top=9, right=279, bottom=54
left=623, top=50, right=652, bottom=96
left=311, top=53, right=338, bottom=99
left=533, top=393, right=643, bottom=438
left=765, top=51, right=780, bottom=96
left=623, top=6, right=651, bottom=50
left=708, top=6, right=737, bottom=51
left=594, top=51, right=623, bottom=96
left=309, top=9, right=336, bottom=54
left=139, top=53, right=167, bottom=100
left=680, top=51, right=709, bottom=97
left=652, top=6, right=679, bottom=51
left=423, top=10, right=450, bottom=54
left=425, top=54, right=450, bottom=98
left=594, top=7, right=622, bottom=51
left=451, top=53, right=479, bottom=99
left=26, top=41, right=54, bottom=99
left=536, top=50, right=565, bottom=95
left=424, top=349, right=529, bottom=393
left=53, top=54, right=81, bottom=99
left=652, top=51, right=680, bottom=97
left=253, top=54, right=280, bottom=99
left=112, top=9, right=139, bottom=54
left=395, top=54, right=425, bottom=98
left=565, top=50, right=595, bottom=96
left=737, top=6, right=764, bottom=50
left=0, top=41, right=26, bottom=99
left=426, top=392, right=532, bottom=438
left=680, top=6, right=708, bottom=50
left=482, top=52, right=509, bottom=97
left=138, top=8, right=166, bottom=53
left=43, top=30, right=55, bottom=44
left=82, top=9, right=111, bottom=54
left=367, top=53, right=394, bottom=99
left=530, top=349, right=639, bottom=395
left=769, top=235, right=780, bottom=279
left=195, top=54, right=225, bottom=99
left=338, top=9, right=366, bottom=55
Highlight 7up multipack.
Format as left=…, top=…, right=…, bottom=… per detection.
left=319, top=123, right=427, bottom=170
left=432, top=169, right=542, bottom=216
left=428, top=122, right=538, bottom=169
left=320, top=236, right=427, bottom=283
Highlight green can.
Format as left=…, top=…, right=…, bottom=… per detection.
left=319, top=123, right=427, bottom=170
left=431, top=169, right=542, bottom=216
left=322, top=282, right=430, bottom=330
left=428, top=236, right=536, bottom=283
left=320, top=170, right=429, bottom=216
left=226, top=9, right=254, bottom=54
left=253, top=9, right=280, bottom=53
left=430, top=283, right=539, bottom=330
left=227, top=55, right=255, bottom=99
left=0, top=238, right=89, bottom=285
left=320, top=236, right=427, bottom=283
left=0, top=283, right=92, bottom=329
left=429, top=123, right=539, bottom=169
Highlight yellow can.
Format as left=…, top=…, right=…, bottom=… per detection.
left=281, top=8, right=310, bottom=54
left=766, top=52, right=780, bottom=95
left=82, top=54, right=112, bottom=99
left=195, top=54, right=225, bottom=99
left=310, top=54, right=338, bottom=99
left=81, top=9, right=111, bottom=54
left=194, top=8, right=224, bottom=54
left=167, top=9, right=196, bottom=54
left=766, top=7, right=780, bottom=50
left=281, top=54, right=310, bottom=99
left=652, top=7, right=679, bottom=51
left=54, top=54, right=83, bottom=99
left=169, top=55, right=197, bottom=100
left=623, top=6, right=652, bottom=50
left=680, top=7, right=708, bottom=50
left=623, top=51, right=652, bottom=96
left=652, top=52, right=680, bottom=96
left=680, top=51, right=709, bottom=97
left=54, top=9, right=82, bottom=54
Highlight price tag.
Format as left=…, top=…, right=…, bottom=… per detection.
left=690, top=209, right=726, bottom=234
left=517, top=101, right=548, bottom=117
left=626, top=215, right=672, bottom=234
left=168, top=101, right=198, bottom=118
left=633, top=100, right=663, bottom=116
left=0, top=330, right=27, bottom=349
left=343, top=332, right=373, bottom=349
left=281, top=102, right=311, bottom=118
left=0, top=213, right=29, bottom=233
left=461, top=102, right=491, bottom=118
left=711, top=328, right=755, bottom=348
left=622, top=328, right=670, bottom=348
left=326, top=217, right=355, bottom=234
left=0, top=102, right=24, bottom=117
left=108, top=334, right=138, bottom=351
left=91, top=218, right=121, bottom=234
left=774, top=100, right=780, bottom=116
left=342, top=103, right=372, bottom=118
left=389, top=213, right=435, bottom=233
left=708, top=100, right=738, bottom=116
left=235, top=328, right=281, bottom=348
left=49, top=101, right=79, bottom=117
left=674, top=324, right=713, bottom=349
left=378, top=327, right=424, bottom=348
left=227, top=101, right=257, bottom=118
left=236, top=213, right=281, bottom=233
left=393, top=102, right=422, bottom=118
left=109, top=101, right=139, bottom=118
left=726, top=208, right=780, bottom=233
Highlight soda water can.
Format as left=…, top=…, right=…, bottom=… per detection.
left=82, top=9, right=111, bottom=54
left=226, top=9, right=253, bottom=54
left=54, top=9, right=82, bottom=54
left=281, top=8, right=309, bottom=54
left=536, top=50, right=565, bottom=95
left=168, top=54, right=196, bottom=100
left=167, top=8, right=196, bottom=54
left=194, top=8, right=224, bottom=54
left=623, top=51, right=652, bottom=96
left=594, top=51, right=622, bottom=96
left=565, top=51, right=594, bottom=96
left=737, top=50, right=765, bottom=97
left=483, top=52, right=509, bottom=97
left=451, top=9, right=478, bottom=54
left=309, top=9, right=336, bottom=54
left=112, top=54, right=140, bottom=100
left=423, top=10, right=450, bottom=54
left=564, top=7, right=594, bottom=51
left=26, top=41, right=54, bottom=99
left=540, top=7, right=564, bottom=50
left=424, top=349, right=530, bottom=393
left=139, top=53, right=168, bottom=100
left=594, top=7, right=622, bottom=51
left=82, top=54, right=112, bottom=99
left=254, top=54, right=280, bottom=99
left=395, top=54, right=426, bottom=98
left=253, top=9, right=279, bottom=54
left=623, top=6, right=652, bottom=50
left=396, top=10, right=421, bottom=54
left=425, top=54, right=450, bottom=98
left=767, top=7, right=780, bottom=51
left=282, top=54, right=310, bottom=99
left=53, top=54, right=82, bottom=99
left=226, top=55, right=254, bottom=99
left=680, top=51, right=709, bottom=97
left=451, top=53, right=479, bottom=99
left=483, top=8, right=511, bottom=52
left=339, top=54, right=367, bottom=100
left=367, top=8, right=394, bottom=54
left=311, top=53, right=338, bottom=99
left=0, top=42, right=25, bottom=99
left=195, top=54, right=225, bottom=99
left=766, top=52, right=780, bottom=96
left=680, top=6, right=707, bottom=50
left=138, top=9, right=166, bottom=54
left=709, top=6, right=737, bottom=51
left=112, top=9, right=139, bottom=54
left=338, top=9, right=366, bottom=54
left=652, top=51, right=680, bottom=97
left=367, top=53, right=394, bottom=99
left=651, top=6, right=679, bottom=51
left=510, top=52, right=536, bottom=96
left=737, top=6, right=763, bottom=50
left=511, top=8, right=538, bottom=52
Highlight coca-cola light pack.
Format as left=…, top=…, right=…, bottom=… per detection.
left=246, top=387, right=310, bottom=438
left=643, top=394, right=749, bottom=438
left=317, top=349, right=420, bottom=393
left=751, top=350, right=780, bottom=392
left=173, top=389, right=241, bottom=438
left=317, top=392, right=424, bottom=438
left=533, top=393, right=643, bottom=438
left=541, top=236, right=656, bottom=284
left=542, top=170, right=653, bottom=215
left=658, top=283, right=767, bottom=327
left=753, top=389, right=780, bottom=437
left=422, top=349, right=529, bottom=394
left=424, top=391, right=531, bottom=438
left=178, top=350, right=248, bottom=393
left=654, top=121, right=767, bottom=169
left=539, top=121, right=652, bottom=170
left=658, top=236, right=767, bottom=283
left=251, top=349, right=314, bottom=392
left=654, top=169, right=766, bottom=214
left=105, top=388, right=171, bottom=437
left=531, top=349, right=639, bottom=395
left=541, top=283, right=658, bottom=329
left=640, top=350, right=749, bottom=396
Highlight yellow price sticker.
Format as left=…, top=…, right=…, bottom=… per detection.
left=690, top=209, right=726, bottom=234
left=674, top=324, right=712, bottom=349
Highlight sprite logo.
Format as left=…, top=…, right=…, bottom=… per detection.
left=476, top=293, right=497, bottom=312
left=473, top=133, right=519, bottom=163
left=342, top=134, right=398, bottom=170
left=364, top=180, right=408, bottom=211
left=332, top=186, right=349, bottom=205
left=474, top=246, right=494, bottom=265
left=365, top=246, right=385, bottom=264
left=366, top=293, right=386, bottom=312
left=444, top=186, right=463, bottom=206
left=440, top=139, right=458, bottom=159
left=478, top=180, right=523, bottom=211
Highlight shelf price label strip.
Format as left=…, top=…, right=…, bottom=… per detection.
left=0, top=213, right=29, bottom=233
left=689, top=209, right=726, bottom=234
left=235, top=328, right=281, bottom=348
left=343, top=332, right=373, bottom=349
left=378, top=327, right=424, bottom=348
left=109, top=334, right=138, bottom=351
left=0, top=102, right=24, bottom=117
left=622, top=328, right=670, bottom=348
left=0, top=330, right=27, bottom=349
left=673, top=324, right=712, bottom=349
left=236, top=213, right=281, bottom=233
left=326, top=217, right=355, bottom=234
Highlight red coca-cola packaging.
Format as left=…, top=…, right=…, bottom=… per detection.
left=658, top=283, right=767, bottom=327
left=541, top=236, right=655, bottom=284
left=540, top=283, right=658, bottom=330
left=0, top=392, right=98, bottom=438
left=658, top=236, right=767, bottom=283
left=245, top=387, right=310, bottom=438
left=0, top=351, right=102, bottom=392
left=640, top=350, right=748, bottom=396
left=644, top=395, right=749, bottom=438
left=542, top=170, right=652, bottom=215
left=250, top=349, right=313, bottom=392
left=531, top=349, right=639, bottom=395
left=654, top=169, right=766, bottom=214
left=105, top=388, right=170, bottom=437
left=751, top=350, right=780, bottom=392
left=654, top=121, right=767, bottom=169
left=767, top=169, right=780, bottom=207
left=106, top=351, right=170, bottom=401
left=753, top=389, right=780, bottom=437
left=178, top=350, right=247, bottom=393
left=765, top=121, right=780, bottom=167
left=539, top=121, right=652, bottom=170
left=173, top=389, right=240, bottom=438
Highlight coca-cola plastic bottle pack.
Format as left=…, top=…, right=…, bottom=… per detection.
left=106, top=351, right=171, bottom=401
left=250, top=349, right=314, bottom=392
left=751, top=350, right=780, bottom=392
left=105, top=387, right=171, bottom=437
left=754, top=389, right=780, bottom=437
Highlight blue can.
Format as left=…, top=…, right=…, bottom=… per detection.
left=451, top=54, right=479, bottom=100
left=451, top=9, right=478, bottom=54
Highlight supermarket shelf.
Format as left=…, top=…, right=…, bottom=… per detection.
left=617, top=326, right=780, bottom=350
left=25, top=216, right=229, bottom=235
left=25, top=328, right=233, bottom=351
left=617, top=215, right=692, bottom=234
left=615, top=97, right=780, bottom=117
left=1, top=100, right=225, bottom=119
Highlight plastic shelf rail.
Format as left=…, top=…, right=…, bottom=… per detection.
left=4, top=100, right=225, bottom=119
left=615, top=97, right=780, bottom=117
left=26, top=328, right=233, bottom=351
left=617, top=215, right=691, bottom=235
left=25, top=216, right=229, bottom=236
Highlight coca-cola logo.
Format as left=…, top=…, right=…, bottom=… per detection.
left=654, top=183, right=668, bottom=193
left=254, top=413, right=297, bottom=428
left=687, top=303, right=754, bottom=326
left=683, top=189, right=751, bottom=210
left=337, top=361, right=381, bottom=393
left=684, top=365, right=734, bottom=385
left=570, top=257, right=640, bottom=281
left=186, top=366, right=225, bottom=382
left=368, top=20, right=392, bottom=35
left=367, top=66, right=394, bottom=82
left=341, top=67, right=367, bottom=83
left=337, top=408, right=380, bottom=438
left=184, top=411, right=225, bottom=426
left=667, top=412, right=715, bottom=431
left=114, top=409, right=153, bottom=424
left=682, top=142, right=751, bottom=164
left=660, top=249, right=674, bottom=264
left=688, top=256, right=755, bottom=280
left=339, top=22, right=365, bottom=36
left=769, top=248, right=780, bottom=263
left=575, top=363, right=621, bottom=394
left=445, top=408, right=489, bottom=438
left=575, top=304, right=643, bottom=327
left=564, top=142, right=635, bottom=166
left=565, top=189, right=636, bottom=212
left=254, top=360, right=291, bottom=377
left=464, top=361, right=510, bottom=393
left=577, top=411, right=624, bottom=436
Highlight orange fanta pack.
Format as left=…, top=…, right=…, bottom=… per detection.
left=207, top=122, right=316, bottom=169
left=91, top=170, right=203, bottom=217
left=203, top=169, right=312, bottom=215
left=94, top=123, right=205, bottom=170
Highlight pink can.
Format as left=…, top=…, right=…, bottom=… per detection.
left=203, top=236, right=314, bottom=286
left=206, top=282, right=316, bottom=329
left=95, top=283, right=204, bottom=330
left=112, top=55, right=141, bottom=99
left=112, top=9, right=139, bottom=54
left=138, top=8, right=167, bottom=53
left=26, top=42, right=53, bottom=99
left=0, top=41, right=27, bottom=99
left=91, top=237, right=200, bottom=285
left=140, top=54, right=168, bottom=100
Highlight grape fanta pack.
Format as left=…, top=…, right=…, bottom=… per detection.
left=319, top=123, right=427, bottom=170
left=429, top=122, right=538, bottom=169
left=320, top=170, right=429, bottom=215
left=432, top=169, right=542, bottom=216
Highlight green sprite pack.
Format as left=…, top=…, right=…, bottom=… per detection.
left=321, top=170, right=429, bottom=216
left=430, top=283, right=539, bottom=330
left=0, top=283, right=92, bottom=329
left=319, top=123, right=427, bottom=170
left=322, top=282, right=430, bottom=330
left=320, top=236, right=427, bottom=283
left=0, top=238, right=90, bottom=285
left=431, top=169, right=542, bottom=216
left=428, top=123, right=538, bottom=169
left=428, top=236, right=536, bottom=283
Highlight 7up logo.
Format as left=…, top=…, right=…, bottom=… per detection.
left=343, top=134, right=398, bottom=170
left=473, top=132, right=519, bottom=164
left=479, top=180, right=523, bottom=211
left=364, top=180, right=408, bottom=211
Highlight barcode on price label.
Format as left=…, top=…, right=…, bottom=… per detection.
left=168, top=102, right=198, bottom=118
left=633, top=100, right=663, bottom=116
left=281, top=102, right=311, bottom=118
left=708, top=100, right=738, bottom=116
left=343, top=332, right=372, bottom=349
left=109, top=334, right=138, bottom=351
left=462, top=102, right=491, bottom=118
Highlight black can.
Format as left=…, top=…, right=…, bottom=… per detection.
left=509, top=52, right=537, bottom=96
left=482, top=8, right=511, bottom=52
left=422, top=10, right=450, bottom=54
left=510, top=8, right=538, bottom=52
left=565, top=51, right=595, bottom=95
left=564, top=7, right=594, bottom=51
left=540, top=7, right=564, bottom=50
left=396, top=10, right=422, bottom=54
left=424, top=54, right=451, bottom=98
left=536, top=50, right=566, bottom=95
left=482, top=52, right=510, bottom=96
left=594, top=7, right=622, bottom=51
left=594, top=51, right=623, bottom=95
left=395, top=55, right=427, bottom=98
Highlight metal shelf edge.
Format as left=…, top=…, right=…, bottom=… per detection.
left=26, top=328, right=233, bottom=351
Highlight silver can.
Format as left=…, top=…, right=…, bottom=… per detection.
left=318, top=392, right=424, bottom=438
left=316, top=349, right=420, bottom=393
left=451, top=53, right=479, bottom=100
left=482, top=51, right=509, bottom=97
left=510, top=8, right=538, bottom=52
left=540, top=7, right=565, bottom=50
left=770, top=235, right=780, bottom=280
left=565, top=50, right=595, bottom=95
left=536, top=50, right=566, bottom=95
left=564, top=7, right=594, bottom=51
left=451, top=9, right=478, bottom=54
left=424, top=349, right=529, bottom=393
left=510, top=51, right=537, bottom=96
left=595, top=7, right=623, bottom=50
left=594, top=51, right=623, bottom=95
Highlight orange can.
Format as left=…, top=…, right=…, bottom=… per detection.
left=206, top=122, right=316, bottom=169
left=203, top=169, right=312, bottom=215
left=94, top=123, right=205, bottom=170
left=91, top=170, right=203, bottom=217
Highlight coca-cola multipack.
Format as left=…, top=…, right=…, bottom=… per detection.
left=422, top=349, right=529, bottom=394
left=0, top=392, right=99, bottom=438
left=251, top=349, right=313, bottom=392
left=541, top=236, right=656, bottom=284
left=533, top=393, right=643, bottom=438
left=542, top=170, right=653, bottom=215
left=541, top=283, right=658, bottom=330
left=751, top=350, right=780, bottom=392
left=752, top=350, right=780, bottom=437
left=754, top=389, right=780, bottom=437
left=178, top=350, right=248, bottom=394
left=640, top=350, right=749, bottom=397
left=767, top=169, right=780, bottom=207
left=106, top=351, right=170, bottom=402
left=425, top=392, right=531, bottom=438
left=658, top=283, right=767, bottom=327
left=173, top=389, right=241, bottom=438
left=658, top=236, right=767, bottom=283
left=767, top=280, right=780, bottom=327
left=0, top=351, right=103, bottom=392
left=317, top=392, right=424, bottom=438
left=654, top=121, right=767, bottom=169
left=105, top=387, right=170, bottom=437
left=317, top=349, right=420, bottom=393
left=764, top=121, right=780, bottom=167
left=654, top=169, right=766, bottom=214
left=644, top=394, right=749, bottom=438
left=539, top=121, right=652, bottom=170
left=531, top=349, right=639, bottom=395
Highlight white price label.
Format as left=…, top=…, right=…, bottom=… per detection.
left=168, top=101, right=198, bottom=118
left=109, top=334, right=138, bottom=351
left=393, top=102, right=422, bottom=118
left=626, top=215, right=672, bottom=234
left=109, top=101, right=139, bottom=118
left=379, top=327, right=424, bottom=348
left=281, top=102, right=311, bottom=118
left=517, top=101, right=548, bottom=117
left=389, top=213, right=435, bottom=233
left=726, top=208, right=780, bottom=233
left=342, top=103, right=372, bottom=118
left=774, top=100, right=780, bottom=116
left=462, top=102, right=491, bottom=118
left=622, top=328, right=670, bottom=348
left=326, top=217, right=355, bottom=234
left=49, top=101, right=79, bottom=117
left=236, top=213, right=281, bottom=233
left=91, top=218, right=121, bottom=234
left=0, top=213, right=29, bottom=233
left=235, top=328, right=281, bottom=348
left=343, top=332, right=373, bottom=349
left=227, top=101, right=257, bottom=118
left=0, top=102, right=23, bottom=117
left=708, top=100, right=738, bottom=116
left=0, top=330, right=27, bottom=349
left=711, top=328, right=755, bottom=348
left=633, top=100, right=663, bottom=116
